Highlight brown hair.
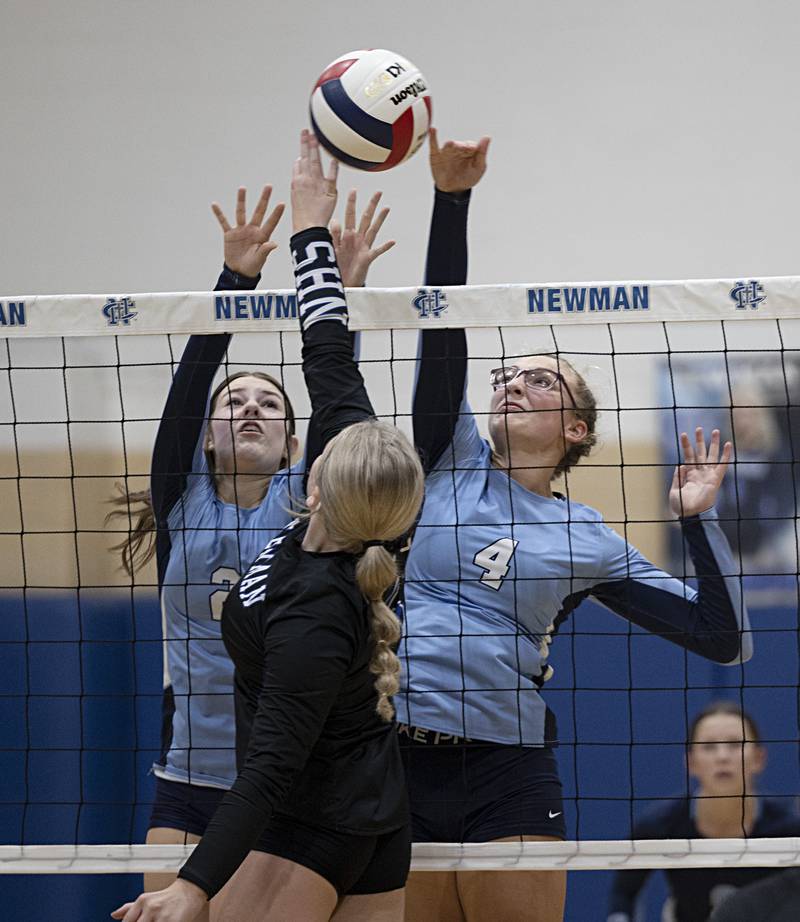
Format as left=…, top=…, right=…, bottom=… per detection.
left=551, top=357, right=598, bottom=481
left=107, top=371, right=296, bottom=576
left=314, top=420, right=424, bottom=721
left=689, top=700, right=761, bottom=745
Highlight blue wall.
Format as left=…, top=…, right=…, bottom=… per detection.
left=1, top=588, right=797, bottom=921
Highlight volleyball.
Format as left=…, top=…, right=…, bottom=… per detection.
left=309, top=49, right=432, bottom=171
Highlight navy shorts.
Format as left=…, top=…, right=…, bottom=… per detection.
left=398, top=724, right=567, bottom=842
left=255, top=814, right=411, bottom=896
left=148, top=776, right=225, bottom=838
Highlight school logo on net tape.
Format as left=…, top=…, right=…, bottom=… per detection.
left=413, top=288, right=448, bottom=319
left=729, top=280, right=766, bottom=310
left=102, top=296, right=137, bottom=326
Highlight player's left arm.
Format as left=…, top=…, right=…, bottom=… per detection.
left=591, top=428, right=752, bottom=664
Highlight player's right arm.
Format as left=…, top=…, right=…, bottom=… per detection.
left=289, top=131, right=375, bottom=467
left=412, top=129, right=490, bottom=473
left=150, top=187, right=284, bottom=538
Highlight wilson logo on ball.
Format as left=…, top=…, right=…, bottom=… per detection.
left=309, top=49, right=432, bottom=172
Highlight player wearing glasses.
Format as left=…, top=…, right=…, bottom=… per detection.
left=398, top=131, right=753, bottom=922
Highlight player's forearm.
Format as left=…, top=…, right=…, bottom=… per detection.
left=680, top=509, right=752, bottom=663
left=292, top=227, right=374, bottom=455
left=425, top=187, right=470, bottom=286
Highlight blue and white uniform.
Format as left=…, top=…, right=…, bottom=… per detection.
left=151, top=266, right=304, bottom=791
left=397, top=192, right=753, bottom=749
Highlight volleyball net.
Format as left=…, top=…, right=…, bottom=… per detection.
left=1, top=277, right=799, bottom=876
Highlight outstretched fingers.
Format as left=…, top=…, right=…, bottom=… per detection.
left=714, top=437, right=733, bottom=485
left=210, top=201, right=231, bottom=233
left=299, top=128, right=310, bottom=166
left=679, top=431, right=696, bottom=465
left=235, top=186, right=247, bottom=226
left=370, top=238, right=396, bottom=259
left=249, top=184, right=272, bottom=227
left=358, top=191, right=382, bottom=236
left=262, top=201, right=286, bottom=239
left=344, top=189, right=357, bottom=231
left=325, top=155, right=339, bottom=189
left=365, top=207, right=390, bottom=247
left=330, top=218, right=342, bottom=248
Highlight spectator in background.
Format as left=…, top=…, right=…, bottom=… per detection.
left=607, top=701, right=800, bottom=922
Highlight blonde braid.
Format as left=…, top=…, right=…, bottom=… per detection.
left=356, top=547, right=402, bottom=721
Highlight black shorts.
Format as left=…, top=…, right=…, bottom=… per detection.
left=148, top=776, right=225, bottom=838
left=149, top=777, right=409, bottom=894
left=399, top=725, right=567, bottom=842
left=255, top=814, right=411, bottom=896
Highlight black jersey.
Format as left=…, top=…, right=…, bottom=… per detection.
left=607, top=798, right=800, bottom=922
left=177, top=227, right=407, bottom=900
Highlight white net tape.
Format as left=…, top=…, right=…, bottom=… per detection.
left=1, top=276, right=799, bottom=337
left=1, top=839, right=799, bottom=874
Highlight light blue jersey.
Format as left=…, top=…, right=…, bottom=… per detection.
left=398, top=404, right=752, bottom=746
left=157, top=439, right=303, bottom=788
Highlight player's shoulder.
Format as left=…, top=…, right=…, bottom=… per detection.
left=553, top=493, right=606, bottom=524
left=632, top=798, right=691, bottom=837
left=167, top=474, right=216, bottom=529
left=758, top=797, right=800, bottom=834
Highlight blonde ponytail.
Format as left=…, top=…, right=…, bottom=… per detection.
left=314, top=420, right=424, bottom=721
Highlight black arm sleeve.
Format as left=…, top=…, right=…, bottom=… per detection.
left=178, top=593, right=357, bottom=898
left=150, top=265, right=259, bottom=586
left=413, top=189, right=471, bottom=473
left=290, top=227, right=374, bottom=483
left=591, top=513, right=752, bottom=665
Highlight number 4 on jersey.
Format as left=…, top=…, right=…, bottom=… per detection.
left=473, top=538, right=518, bottom=591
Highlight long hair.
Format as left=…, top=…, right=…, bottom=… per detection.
left=107, top=371, right=296, bottom=576
left=314, top=420, right=424, bottom=721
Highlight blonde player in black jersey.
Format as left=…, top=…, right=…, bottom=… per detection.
left=112, top=131, right=422, bottom=922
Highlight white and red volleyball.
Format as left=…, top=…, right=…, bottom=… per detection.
left=309, top=49, right=432, bottom=172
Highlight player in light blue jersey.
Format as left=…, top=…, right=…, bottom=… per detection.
left=107, top=184, right=395, bottom=914
left=398, top=134, right=753, bottom=922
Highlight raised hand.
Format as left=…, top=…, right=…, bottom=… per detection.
left=429, top=126, right=491, bottom=193
left=669, top=428, right=732, bottom=518
left=331, top=190, right=396, bottom=287
left=211, top=185, right=285, bottom=279
left=291, top=129, right=339, bottom=233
